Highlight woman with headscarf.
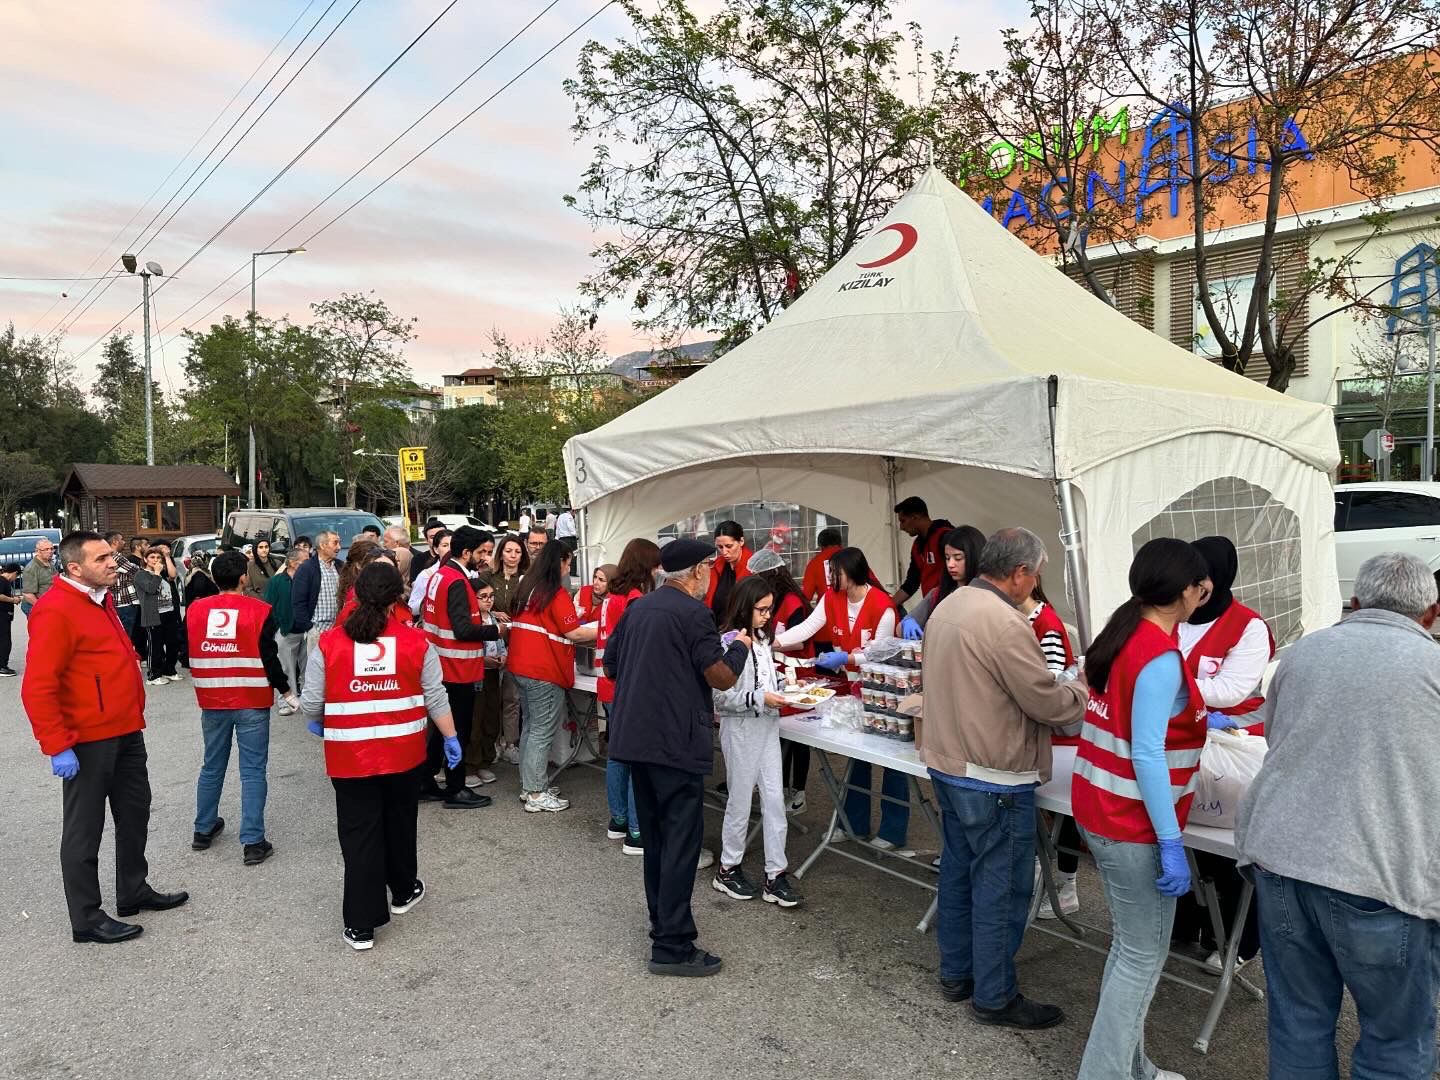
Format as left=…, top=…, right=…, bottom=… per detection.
left=1171, top=534, right=1275, bottom=973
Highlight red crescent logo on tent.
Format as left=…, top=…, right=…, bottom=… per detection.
left=364, top=641, right=387, bottom=664
left=856, top=223, right=917, bottom=268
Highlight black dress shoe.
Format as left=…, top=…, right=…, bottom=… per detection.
left=971, top=993, right=1065, bottom=1030
left=192, top=818, right=225, bottom=850
left=72, top=917, right=143, bottom=944
left=648, top=948, right=723, bottom=977
left=117, top=889, right=190, bottom=918
left=418, top=784, right=447, bottom=803
left=243, top=840, right=274, bottom=866
left=443, top=788, right=493, bottom=809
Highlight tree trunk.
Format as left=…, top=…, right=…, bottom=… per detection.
left=1265, top=345, right=1297, bottom=394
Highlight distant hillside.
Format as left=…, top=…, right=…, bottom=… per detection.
left=608, top=340, right=718, bottom=381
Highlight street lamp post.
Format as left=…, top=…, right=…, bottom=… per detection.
left=122, top=254, right=164, bottom=465
left=333, top=477, right=344, bottom=507
left=248, top=246, right=305, bottom=508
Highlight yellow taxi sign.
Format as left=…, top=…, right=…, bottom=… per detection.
left=400, top=446, right=427, bottom=482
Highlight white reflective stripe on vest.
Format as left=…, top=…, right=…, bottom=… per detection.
left=192, top=675, right=271, bottom=688
left=427, top=625, right=459, bottom=640
left=324, top=695, right=426, bottom=716
left=1075, top=756, right=1201, bottom=802
left=322, top=717, right=428, bottom=742
left=190, top=656, right=265, bottom=670
left=510, top=621, right=572, bottom=646
left=1165, top=747, right=1204, bottom=770
left=432, top=645, right=487, bottom=660
left=1081, top=720, right=1130, bottom=758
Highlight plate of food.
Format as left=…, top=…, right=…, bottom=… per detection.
left=782, top=686, right=837, bottom=707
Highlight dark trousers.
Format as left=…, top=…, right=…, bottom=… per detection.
left=467, top=668, right=502, bottom=768
left=61, top=732, right=152, bottom=931
left=0, top=615, right=11, bottom=668
left=629, top=762, right=705, bottom=964
left=332, top=766, right=421, bottom=932
left=1056, top=815, right=1083, bottom=875
left=125, top=604, right=148, bottom=660
left=146, top=610, right=180, bottom=678
left=782, top=740, right=809, bottom=792
left=428, top=681, right=475, bottom=795
left=1173, top=852, right=1261, bottom=961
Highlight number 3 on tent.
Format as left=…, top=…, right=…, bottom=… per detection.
left=573, top=457, right=588, bottom=484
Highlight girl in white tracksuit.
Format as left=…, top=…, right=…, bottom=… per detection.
left=712, top=577, right=803, bottom=907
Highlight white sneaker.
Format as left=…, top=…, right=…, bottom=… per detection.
left=786, top=790, right=807, bottom=814
left=465, top=773, right=484, bottom=789
left=1204, top=950, right=1253, bottom=975
left=1037, top=875, right=1080, bottom=920
left=501, top=745, right=521, bottom=765
left=828, top=826, right=849, bottom=843
left=1155, top=1071, right=1188, bottom=1080
left=519, top=786, right=561, bottom=804
left=168, top=671, right=184, bottom=681
left=473, top=768, right=496, bottom=785
left=276, top=703, right=295, bottom=716
left=868, top=837, right=916, bottom=858
left=696, top=848, right=715, bottom=870
left=147, top=677, right=168, bottom=686
left=524, top=790, right=570, bottom=813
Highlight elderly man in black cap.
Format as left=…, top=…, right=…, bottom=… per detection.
left=604, top=538, right=753, bottom=976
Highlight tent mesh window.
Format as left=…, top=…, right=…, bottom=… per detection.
left=665, top=503, right=848, bottom=580
left=1132, top=477, right=1302, bottom=647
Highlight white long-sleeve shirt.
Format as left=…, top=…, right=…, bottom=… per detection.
left=774, top=588, right=896, bottom=659
left=1177, top=614, right=1271, bottom=709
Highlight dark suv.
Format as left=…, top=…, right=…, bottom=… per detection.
left=222, top=508, right=385, bottom=554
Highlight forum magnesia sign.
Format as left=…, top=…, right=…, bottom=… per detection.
left=963, top=104, right=1313, bottom=230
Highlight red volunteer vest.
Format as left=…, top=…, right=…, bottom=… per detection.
left=823, top=585, right=892, bottom=668
left=596, top=588, right=641, bottom=704
left=577, top=585, right=605, bottom=621
left=1072, top=619, right=1207, bottom=844
left=1184, top=602, right=1275, bottom=736
left=187, top=593, right=273, bottom=709
left=911, top=520, right=952, bottom=597
left=423, top=562, right=486, bottom=683
left=774, top=592, right=814, bottom=659
left=318, top=617, right=429, bottom=779
left=509, top=589, right=581, bottom=688
left=703, top=546, right=754, bottom=611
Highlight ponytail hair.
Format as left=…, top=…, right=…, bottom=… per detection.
left=1084, top=538, right=1209, bottom=693
left=344, top=562, right=404, bottom=644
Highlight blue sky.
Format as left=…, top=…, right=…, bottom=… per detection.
left=0, top=0, right=1023, bottom=389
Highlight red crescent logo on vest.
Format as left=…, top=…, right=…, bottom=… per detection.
left=215, top=610, right=234, bottom=629
left=364, top=640, right=387, bottom=664
left=856, top=223, right=917, bottom=268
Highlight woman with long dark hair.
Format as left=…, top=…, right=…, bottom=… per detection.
left=711, top=576, right=802, bottom=907
left=599, top=538, right=661, bottom=852
left=1072, top=538, right=1219, bottom=1080
left=489, top=534, right=530, bottom=763
left=703, top=520, right=753, bottom=619
left=243, top=539, right=282, bottom=599
left=774, top=546, right=912, bottom=853
left=899, top=524, right=986, bottom=638
left=299, top=562, right=462, bottom=951
left=336, top=538, right=380, bottom=610
left=508, top=539, right=598, bottom=813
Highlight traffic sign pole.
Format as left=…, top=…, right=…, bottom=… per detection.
left=397, top=452, right=410, bottom=536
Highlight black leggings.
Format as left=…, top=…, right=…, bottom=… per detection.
left=1056, top=815, right=1083, bottom=875
left=782, top=741, right=809, bottom=792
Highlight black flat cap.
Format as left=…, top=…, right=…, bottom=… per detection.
left=660, top=538, right=716, bottom=572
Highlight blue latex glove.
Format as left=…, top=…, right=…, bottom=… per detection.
left=443, top=735, right=462, bottom=770
left=307, top=718, right=324, bottom=737
left=50, top=749, right=79, bottom=780
left=1206, top=710, right=1237, bottom=730
left=1155, top=837, right=1191, bottom=897
left=900, top=616, right=923, bottom=641
left=815, top=649, right=850, bottom=672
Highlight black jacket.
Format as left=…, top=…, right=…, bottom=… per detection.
left=604, top=585, right=747, bottom=774
left=440, top=559, right=502, bottom=645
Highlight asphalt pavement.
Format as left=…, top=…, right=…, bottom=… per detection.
left=0, top=612, right=1366, bottom=1080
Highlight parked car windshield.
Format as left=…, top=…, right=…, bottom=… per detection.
left=289, top=512, right=384, bottom=549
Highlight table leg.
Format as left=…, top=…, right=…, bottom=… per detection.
left=545, top=691, right=600, bottom=788
left=1032, top=811, right=1086, bottom=937
left=794, top=751, right=853, bottom=879
left=1193, top=877, right=1262, bottom=1053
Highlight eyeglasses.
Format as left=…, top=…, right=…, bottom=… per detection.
left=754, top=605, right=774, bottom=615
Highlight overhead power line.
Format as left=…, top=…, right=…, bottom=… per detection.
left=160, top=0, right=568, bottom=333
left=41, top=0, right=339, bottom=343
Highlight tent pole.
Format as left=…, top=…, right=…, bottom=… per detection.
left=1048, top=376, right=1094, bottom=650
left=884, top=456, right=901, bottom=592
left=577, top=507, right=590, bottom=584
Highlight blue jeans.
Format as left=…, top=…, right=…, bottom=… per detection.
left=1254, top=868, right=1440, bottom=1080
left=1077, top=828, right=1175, bottom=1080
left=516, top=675, right=566, bottom=794
left=606, top=759, right=639, bottom=837
left=932, top=782, right=1035, bottom=1009
left=844, top=762, right=910, bottom=845
left=195, top=708, right=271, bottom=845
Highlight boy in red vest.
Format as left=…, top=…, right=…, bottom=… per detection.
left=187, top=550, right=298, bottom=866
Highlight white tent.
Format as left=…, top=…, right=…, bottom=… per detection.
left=564, top=168, right=1341, bottom=645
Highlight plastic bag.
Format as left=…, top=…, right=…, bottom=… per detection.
left=1191, top=728, right=1267, bottom=830
left=818, top=694, right=865, bottom=732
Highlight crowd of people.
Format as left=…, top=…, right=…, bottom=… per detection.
left=14, top=493, right=1440, bottom=1077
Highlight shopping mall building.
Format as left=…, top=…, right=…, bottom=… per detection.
left=971, top=100, right=1440, bottom=481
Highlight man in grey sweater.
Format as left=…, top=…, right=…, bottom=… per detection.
left=1236, top=551, right=1440, bottom=1080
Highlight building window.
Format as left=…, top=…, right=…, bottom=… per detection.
left=1193, top=274, right=1265, bottom=360
left=162, top=500, right=182, bottom=532
left=137, top=501, right=160, bottom=531
left=137, top=500, right=183, bottom=533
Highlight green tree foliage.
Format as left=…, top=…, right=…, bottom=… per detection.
left=432, top=403, right=505, bottom=514
left=0, top=451, right=56, bottom=534
left=565, top=0, right=966, bottom=350
left=488, top=311, right=658, bottom=501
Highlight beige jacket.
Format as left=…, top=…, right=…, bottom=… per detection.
left=921, top=580, right=1087, bottom=785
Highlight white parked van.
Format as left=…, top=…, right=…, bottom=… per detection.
left=1333, top=482, right=1440, bottom=599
